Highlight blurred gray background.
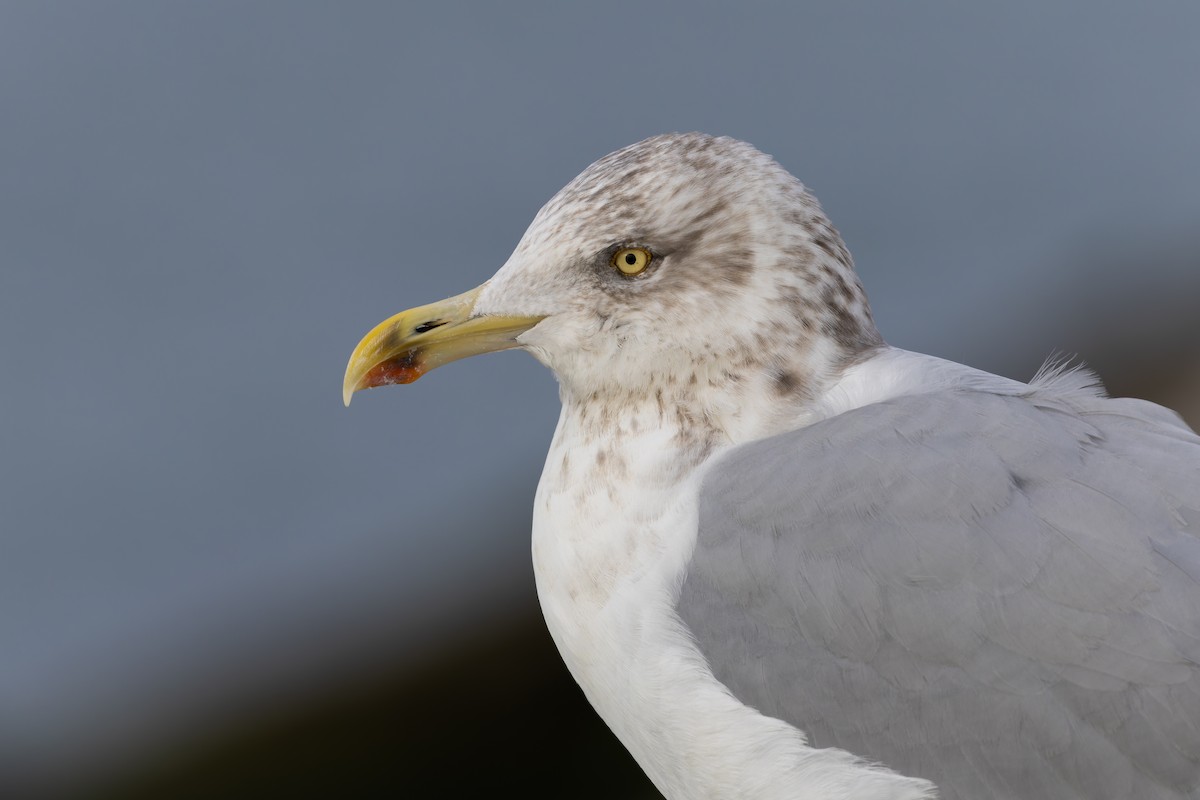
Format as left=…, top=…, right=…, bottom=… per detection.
left=2, top=2, right=1198, bottom=798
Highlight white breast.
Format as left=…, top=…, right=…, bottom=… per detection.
left=530, top=386, right=938, bottom=800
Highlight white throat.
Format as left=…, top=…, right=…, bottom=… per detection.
left=529, top=349, right=955, bottom=799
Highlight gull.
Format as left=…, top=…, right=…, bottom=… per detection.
left=343, top=133, right=1200, bottom=799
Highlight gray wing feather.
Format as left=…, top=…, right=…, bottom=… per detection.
left=678, top=386, right=1200, bottom=799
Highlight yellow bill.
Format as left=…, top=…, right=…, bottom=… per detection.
left=342, top=283, right=544, bottom=406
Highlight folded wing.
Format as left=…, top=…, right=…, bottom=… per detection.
left=678, top=384, right=1200, bottom=798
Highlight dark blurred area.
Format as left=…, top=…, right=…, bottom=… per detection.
left=1, top=3, right=1197, bottom=799
left=92, top=609, right=661, bottom=800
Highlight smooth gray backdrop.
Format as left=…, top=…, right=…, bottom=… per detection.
left=2, top=1, right=1198, bottom=793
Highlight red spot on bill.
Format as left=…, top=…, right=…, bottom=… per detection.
left=361, top=350, right=425, bottom=387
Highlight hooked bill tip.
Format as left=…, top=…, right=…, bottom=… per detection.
left=343, top=351, right=426, bottom=407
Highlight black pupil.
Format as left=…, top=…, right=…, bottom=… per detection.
left=625, top=253, right=638, bottom=265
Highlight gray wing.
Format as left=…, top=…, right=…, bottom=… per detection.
left=678, top=386, right=1200, bottom=799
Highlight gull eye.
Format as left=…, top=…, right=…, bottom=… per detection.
left=611, top=247, right=653, bottom=276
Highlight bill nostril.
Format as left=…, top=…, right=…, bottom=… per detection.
left=414, top=320, right=448, bottom=334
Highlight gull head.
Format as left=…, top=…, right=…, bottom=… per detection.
left=344, top=133, right=881, bottom=406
